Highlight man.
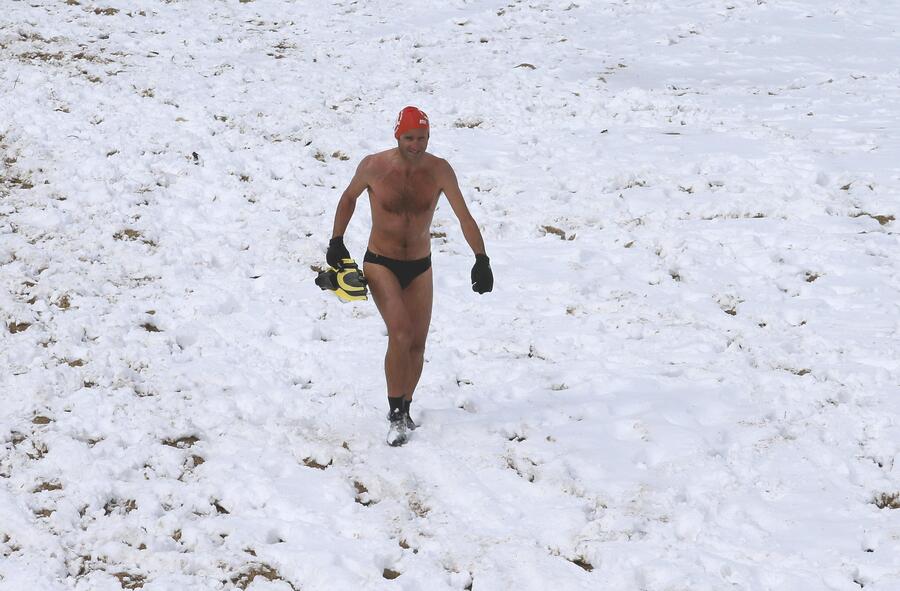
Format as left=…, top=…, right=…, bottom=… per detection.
left=326, top=106, right=493, bottom=446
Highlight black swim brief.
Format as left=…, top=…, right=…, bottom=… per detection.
left=364, top=250, right=432, bottom=289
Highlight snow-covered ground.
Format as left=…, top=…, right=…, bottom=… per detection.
left=2, top=1, right=900, bottom=589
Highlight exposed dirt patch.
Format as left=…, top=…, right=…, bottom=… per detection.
left=162, top=435, right=199, bottom=449
left=104, top=498, right=137, bottom=515
left=568, top=556, right=594, bottom=572
left=302, top=457, right=332, bottom=470
left=853, top=212, right=894, bottom=226
left=353, top=480, right=376, bottom=506
left=33, top=481, right=64, bottom=493
left=874, top=492, right=900, bottom=509
left=231, top=564, right=297, bottom=590
left=112, top=572, right=145, bottom=589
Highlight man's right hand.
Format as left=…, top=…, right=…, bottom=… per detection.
left=327, top=236, right=351, bottom=268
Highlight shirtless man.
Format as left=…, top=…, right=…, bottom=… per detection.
left=326, top=106, right=493, bottom=446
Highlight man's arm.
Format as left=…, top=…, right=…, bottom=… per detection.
left=331, top=156, right=372, bottom=239
left=326, top=156, right=371, bottom=267
left=439, top=159, right=493, bottom=294
left=439, top=159, right=486, bottom=255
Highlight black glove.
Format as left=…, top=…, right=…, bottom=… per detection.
left=471, top=254, right=493, bottom=294
left=327, top=236, right=350, bottom=268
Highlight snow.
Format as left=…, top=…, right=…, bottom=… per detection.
left=2, top=0, right=899, bottom=589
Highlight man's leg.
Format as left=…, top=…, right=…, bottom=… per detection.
left=364, top=263, right=414, bottom=400
left=400, top=267, right=433, bottom=401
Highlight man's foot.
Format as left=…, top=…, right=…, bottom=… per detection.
left=386, top=409, right=408, bottom=447
left=402, top=399, right=417, bottom=431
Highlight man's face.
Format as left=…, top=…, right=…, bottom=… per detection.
left=398, top=129, right=429, bottom=158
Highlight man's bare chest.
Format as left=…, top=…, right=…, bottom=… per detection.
left=369, top=169, right=440, bottom=216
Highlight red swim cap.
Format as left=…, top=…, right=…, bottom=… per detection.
left=394, top=106, right=429, bottom=139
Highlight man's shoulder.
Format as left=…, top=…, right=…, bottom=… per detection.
left=420, top=152, right=449, bottom=168
left=426, top=154, right=454, bottom=177
left=373, top=148, right=397, bottom=159
left=359, top=149, right=395, bottom=169
left=353, top=151, right=384, bottom=179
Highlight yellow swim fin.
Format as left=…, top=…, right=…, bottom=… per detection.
left=315, top=258, right=368, bottom=302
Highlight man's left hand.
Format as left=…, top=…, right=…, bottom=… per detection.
left=471, top=254, right=493, bottom=294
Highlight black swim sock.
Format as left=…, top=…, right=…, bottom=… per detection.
left=388, top=396, right=404, bottom=418
left=401, top=398, right=417, bottom=430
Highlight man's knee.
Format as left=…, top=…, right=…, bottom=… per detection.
left=410, top=335, right=427, bottom=356
left=387, top=322, right=415, bottom=351
left=388, top=326, right=428, bottom=356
